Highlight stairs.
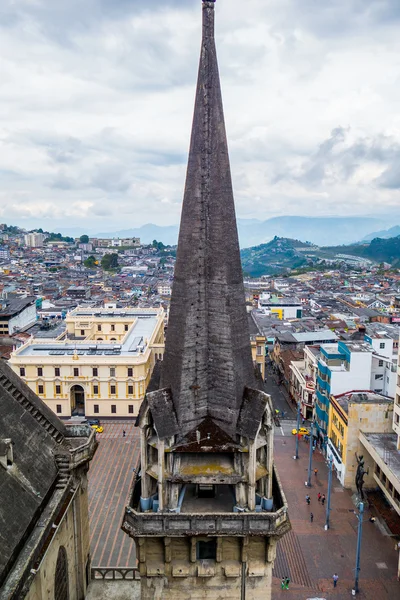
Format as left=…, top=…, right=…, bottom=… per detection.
left=55, top=455, right=70, bottom=489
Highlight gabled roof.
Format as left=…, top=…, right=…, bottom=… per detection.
left=0, top=360, right=65, bottom=585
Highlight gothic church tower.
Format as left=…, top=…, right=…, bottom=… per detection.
left=122, top=3, right=290, bottom=598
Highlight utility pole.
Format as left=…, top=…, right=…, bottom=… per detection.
left=294, top=401, right=301, bottom=460
left=306, top=421, right=315, bottom=487
left=324, top=455, right=333, bottom=530
left=353, top=502, right=364, bottom=594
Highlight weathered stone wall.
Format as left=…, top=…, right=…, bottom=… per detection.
left=344, top=402, right=393, bottom=489
left=25, top=481, right=90, bottom=600
left=138, top=536, right=277, bottom=600
left=139, top=569, right=273, bottom=600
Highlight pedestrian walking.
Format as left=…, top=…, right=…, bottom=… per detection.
left=306, top=494, right=310, bottom=505
left=317, top=492, right=321, bottom=502
left=123, top=430, right=126, bottom=438
left=285, top=576, right=290, bottom=590
left=281, top=577, right=285, bottom=590
left=321, top=494, right=326, bottom=506
left=310, top=512, right=314, bottom=523
left=314, top=468, right=318, bottom=477
left=332, top=573, right=339, bottom=588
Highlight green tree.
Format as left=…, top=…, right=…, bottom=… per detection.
left=80, top=234, right=89, bottom=244
left=101, top=253, right=119, bottom=271
left=152, top=239, right=165, bottom=251
left=84, top=255, right=97, bottom=268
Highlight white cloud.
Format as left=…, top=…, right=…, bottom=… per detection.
left=1, top=0, right=400, bottom=232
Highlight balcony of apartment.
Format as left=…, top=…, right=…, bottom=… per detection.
left=122, top=466, right=290, bottom=539
left=327, top=437, right=343, bottom=462
left=316, top=389, right=328, bottom=406
left=316, top=375, right=329, bottom=391
left=315, top=403, right=328, bottom=426
left=359, top=431, right=400, bottom=517
left=319, top=356, right=348, bottom=372
left=290, top=360, right=306, bottom=384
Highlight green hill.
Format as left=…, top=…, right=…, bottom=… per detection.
left=240, top=237, right=311, bottom=277
left=241, top=235, right=400, bottom=277
left=323, top=235, right=400, bottom=267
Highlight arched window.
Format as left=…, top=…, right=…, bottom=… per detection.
left=54, top=546, right=69, bottom=600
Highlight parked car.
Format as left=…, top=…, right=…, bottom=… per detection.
left=87, top=419, right=100, bottom=426
left=291, top=427, right=310, bottom=436
left=91, top=424, right=104, bottom=434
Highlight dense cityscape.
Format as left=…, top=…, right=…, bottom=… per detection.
left=1, top=1, right=400, bottom=600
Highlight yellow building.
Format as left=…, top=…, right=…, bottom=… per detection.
left=327, top=391, right=393, bottom=489
left=251, top=334, right=266, bottom=380
left=8, top=307, right=165, bottom=419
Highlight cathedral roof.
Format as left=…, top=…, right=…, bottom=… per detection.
left=0, top=360, right=66, bottom=586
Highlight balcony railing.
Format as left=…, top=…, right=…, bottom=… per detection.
left=122, top=505, right=289, bottom=539
left=91, top=567, right=140, bottom=581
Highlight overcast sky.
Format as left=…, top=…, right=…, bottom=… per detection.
left=1, top=0, right=400, bottom=233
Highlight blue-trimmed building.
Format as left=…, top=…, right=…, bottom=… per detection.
left=315, top=341, right=373, bottom=443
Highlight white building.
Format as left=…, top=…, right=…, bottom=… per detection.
left=0, top=296, right=37, bottom=335
left=258, top=293, right=302, bottom=320
left=157, top=284, right=172, bottom=296
left=289, top=345, right=319, bottom=419
left=24, top=232, right=45, bottom=247
left=0, top=247, right=10, bottom=260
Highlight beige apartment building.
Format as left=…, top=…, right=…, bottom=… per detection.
left=8, top=307, right=165, bottom=418
left=356, top=336, right=400, bottom=579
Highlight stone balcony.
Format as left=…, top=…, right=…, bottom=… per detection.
left=65, top=424, right=97, bottom=468
left=122, top=466, right=290, bottom=539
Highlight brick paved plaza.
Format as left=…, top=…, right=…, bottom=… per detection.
left=88, top=421, right=400, bottom=598
left=88, top=421, right=139, bottom=568
left=273, top=424, right=400, bottom=599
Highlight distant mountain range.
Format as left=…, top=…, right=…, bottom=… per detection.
left=362, top=225, right=400, bottom=242
left=95, top=216, right=395, bottom=248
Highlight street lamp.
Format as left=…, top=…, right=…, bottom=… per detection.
left=353, top=502, right=364, bottom=594
left=306, top=421, right=315, bottom=487
left=324, top=455, right=333, bottom=530
left=293, top=401, right=301, bottom=460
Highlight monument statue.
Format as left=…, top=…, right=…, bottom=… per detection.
left=355, top=453, right=369, bottom=500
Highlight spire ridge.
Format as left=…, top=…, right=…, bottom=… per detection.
left=159, top=0, right=256, bottom=438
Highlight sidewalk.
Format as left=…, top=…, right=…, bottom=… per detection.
left=272, top=431, right=399, bottom=599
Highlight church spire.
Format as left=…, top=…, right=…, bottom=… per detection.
left=160, top=0, right=257, bottom=437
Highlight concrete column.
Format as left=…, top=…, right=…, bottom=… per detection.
left=140, top=427, right=151, bottom=507
left=158, top=439, right=165, bottom=510
left=249, top=425, right=261, bottom=510
left=266, top=426, right=274, bottom=499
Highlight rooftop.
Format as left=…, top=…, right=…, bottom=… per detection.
left=334, top=391, right=393, bottom=413
left=0, top=296, right=35, bottom=317
left=360, top=432, right=400, bottom=482
left=292, top=330, right=338, bottom=343
left=13, top=309, right=162, bottom=359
